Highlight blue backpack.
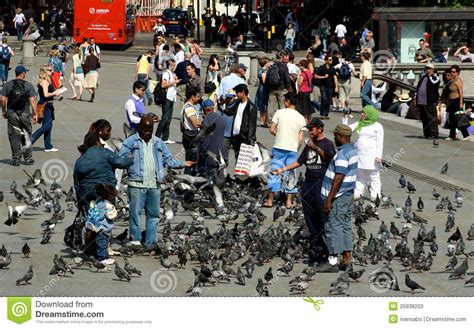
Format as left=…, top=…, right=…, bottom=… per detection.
left=0, top=46, right=11, bottom=62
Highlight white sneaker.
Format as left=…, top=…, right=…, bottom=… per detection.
left=126, top=241, right=141, bottom=247
left=100, top=258, right=115, bottom=265
left=45, top=148, right=59, bottom=152
left=353, top=194, right=361, bottom=201
left=163, top=140, right=176, bottom=144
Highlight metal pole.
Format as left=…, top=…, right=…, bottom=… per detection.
left=197, top=0, right=200, bottom=42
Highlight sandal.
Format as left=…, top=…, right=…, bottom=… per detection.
left=68, top=96, right=78, bottom=100
left=262, top=203, right=273, bottom=208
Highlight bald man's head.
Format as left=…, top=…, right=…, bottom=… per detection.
left=137, top=117, right=154, bottom=142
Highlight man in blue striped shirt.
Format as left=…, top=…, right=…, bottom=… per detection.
left=317, top=124, right=358, bottom=273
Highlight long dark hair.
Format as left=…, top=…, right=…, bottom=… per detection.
left=77, top=131, right=100, bottom=154
left=88, top=119, right=112, bottom=135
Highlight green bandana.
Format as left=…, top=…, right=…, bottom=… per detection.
left=356, top=105, right=378, bottom=133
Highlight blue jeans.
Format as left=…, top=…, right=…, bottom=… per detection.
left=301, top=179, right=328, bottom=257
left=268, top=148, right=298, bottom=194
left=16, top=24, right=24, bottom=41
left=137, top=74, right=150, bottom=102
left=0, top=63, right=8, bottom=82
left=322, top=193, right=354, bottom=255
left=155, top=98, right=174, bottom=141
left=319, top=85, right=332, bottom=116
left=32, top=103, right=54, bottom=150
left=360, top=79, right=375, bottom=107
left=128, top=186, right=161, bottom=247
left=96, top=231, right=109, bottom=261
left=285, top=38, right=294, bottom=51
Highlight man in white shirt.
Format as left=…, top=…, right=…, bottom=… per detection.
left=264, top=92, right=306, bottom=209
left=86, top=37, right=101, bottom=61
left=155, top=59, right=181, bottom=143
left=334, top=22, right=347, bottom=39
left=174, top=43, right=185, bottom=65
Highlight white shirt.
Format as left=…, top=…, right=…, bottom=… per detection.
left=72, top=54, right=83, bottom=71
left=272, top=108, right=306, bottom=152
left=287, top=63, right=299, bottom=75
left=14, top=14, right=25, bottom=26
left=175, top=50, right=184, bottom=64
left=343, top=118, right=384, bottom=170
left=334, top=24, right=347, bottom=38
left=125, top=94, right=144, bottom=125
left=334, top=60, right=356, bottom=79
left=233, top=101, right=247, bottom=135
left=85, top=44, right=101, bottom=57
left=162, top=70, right=177, bottom=102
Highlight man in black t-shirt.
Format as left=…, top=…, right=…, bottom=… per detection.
left=314, top=55, right=338, bottom=119
left=272, top=117, right=336, bottom=264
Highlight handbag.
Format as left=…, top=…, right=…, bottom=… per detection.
left=82, top=63, right=89, bottom=75
left=204, top=80, right=217, bottom=94
left=36, top=103, right=45, bottom=119
left=457, top=112, right=471, bottom=129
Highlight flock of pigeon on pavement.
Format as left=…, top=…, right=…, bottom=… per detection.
left=0, top=144, right=473, bottom=297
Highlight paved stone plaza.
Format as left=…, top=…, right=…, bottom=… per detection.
left=0, top=45, right=473, bottom=297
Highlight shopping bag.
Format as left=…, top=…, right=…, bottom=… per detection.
left=249, top=144, right=266, bottom=177
left=148, top=79, right=157, bottom=95
left=234, top=143, right=254, bottom=176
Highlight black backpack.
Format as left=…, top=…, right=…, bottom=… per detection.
left=153, top=73, right=167, bottom=106
left=8, top=80, right=30, bottom=112
left=265, top=63, right=282, bottom=89
left=338, top=62, right=351, bottom=80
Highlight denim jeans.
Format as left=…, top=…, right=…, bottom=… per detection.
left=268, top=148, right=298, bottom=194
left=285, top=38, right=294, bottom=51
left=301, top=179, right=328, bottom=257
left=322, top=192, right=354, bottom=255
left=319, top=85, right=332, bottom=116
left=137, top=74, right=150, bottom=102
left=96, top=231, right=109, bottom=261
left=32, top=103, right=54, bottom=150
left=155, top=98, right=174, bottom=141
left=128, top=186, right=161, bottom=247
left=360, top=79, right=375, bottom=107
left=16, top=24, right=24, bottom=41
left=0, top=63, right=8, bottom=82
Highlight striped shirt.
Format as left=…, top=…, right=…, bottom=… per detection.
left=128, top=138, right=157, bottom=189
left=321, top=143, right=358, bottom=198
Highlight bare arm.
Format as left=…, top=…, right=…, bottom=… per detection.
left=269, top=122, right=277, bottom=136
left=40, top=80, right=58, bottom=98
left=298, top=130, right=304, bottom=148
left=187, top=115, right=201, bottom=129
left=323, top=173, right=345, bottom=214
left=1, top=96, right=7, bottom=118
left=457, top=80, right=464, bottom=109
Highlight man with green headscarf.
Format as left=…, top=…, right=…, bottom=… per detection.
left=342, top=105, right=384, bottom=201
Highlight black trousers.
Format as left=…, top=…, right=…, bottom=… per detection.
left=447, top=98, right=469, bottom=138
left=7, top=110, right=33, bottom=161
left=418, top=104, right=439, bottom=138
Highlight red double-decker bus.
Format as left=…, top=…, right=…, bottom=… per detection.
left=73, top=0, right=136, bottom=45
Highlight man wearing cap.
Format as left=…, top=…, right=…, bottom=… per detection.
left=272, top=117, right=336, bottom=263
left=265, top=92, right=306, bottom=209
left=198, top=99, right=227, bottom=212
left=415, top=63, right=440, bottom=139
left=237, top=63, right=248, bottom=81
left=316, top=124, right=358, bottom=272
left=1, top=65, right=38, bottom=166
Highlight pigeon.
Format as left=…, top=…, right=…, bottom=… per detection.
left=10, top=180, right=17, bottom=193
left=432, top=188, right=440, bottom=200
left=399, top=174, right=406, bottom=188
left=329, top=272, right=350, bottom=295
left=348, top=269, right=365, bottom=282
left=0, top=252, right=12, bottom=269
left=5, top=204, right=28, bottom=226
left=256, top=278, right=269, bottom=296
left=114, top=262, right=132, bottom=281
left=51, top=255, right=74, bottom=276
left=264, top=267, right=273, bottom=283
left=40, top=229, right=52, bottom=244
left=449, top=258, right=468, bottom=279
left=160, top=256, right=178, bottom=270
left=465, top=277, right=474, bottom=286
left=23, top=169, right=45, bottom=187
left=447, top=227, right=462, bottom=243
left=440, top=162, right=448, bottom=174
left=406, top=181, right=416, bottom=193
left=455, top=196, right=463, bottom=208
left=290, top=281, right=309, bottom=294
left=236, top=267, right=246, bottom=286
left=124, top=258, right=142, bottom=276
left=273, top=206, right=281, bottom=221
left=445, top=256, right=458, bottom=271
left=89, top=256, right=108, bottom=272
left=22, top=243, right=30, bottom=258
left=277, top=260, right=294, bottom=277
left=0, top=191, right=3, bottom=202
left=468, top=224, right=474, bottom=241
left=405, top=274, right=425, bottom=294
left=432, top=137, right=439, bottom=148
left=430, top=240, right=438, bottom=256
left=417, top=197, right=424, bottom=212
left=390, top=222, right=401, bottom=238
left=16, top=265, right=34, bottom=285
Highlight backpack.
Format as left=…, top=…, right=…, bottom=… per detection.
left=0, top=45, right=10, bottom=62
left=153, top=72, right=168, bottom=106
left=8, top=80, right=29, bottom=112
left=338, top=62, right=351, bottom=80
left=265, top=63, right=282, bottom=89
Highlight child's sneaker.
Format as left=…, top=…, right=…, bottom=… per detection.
left=100, top=258, right=115, bottom=266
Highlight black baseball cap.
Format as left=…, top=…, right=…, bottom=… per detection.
left=306, top=117, right=324, bottom=129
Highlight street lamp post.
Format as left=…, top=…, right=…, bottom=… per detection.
left=242, top=0, right=258, bottom=49
left=204, top=6, right=212, bottom=48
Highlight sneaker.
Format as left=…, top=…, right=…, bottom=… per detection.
left=126, top=241, right=142, bottom=247
left=24, top=159, right=35, bottom=165
left=100, top=258, right=115, bottom=266
left=108, top=249, right=121, bottom=256
left=45, top=148, right=59, bottom=152
left=163, top=140, right=176, bottom=144
left=10, top=160, right=20, bottom=167
left=315, top=262, right=339, bottom=273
